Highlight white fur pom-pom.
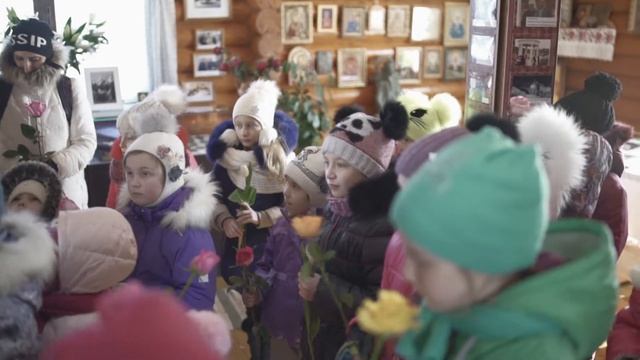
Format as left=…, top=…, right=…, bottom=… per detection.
left=246, top=79, right=281, bottom=106
left=259, top=128, right=278, bottom=147
left=187, top=310, right=232, bottom=357
left=132, top=102, right=179, bottom=136
left=220, top=128, right=240, bottom=146
left=153, top=84, right=188, bottom=115
left=517, top=104, right=587, bottom=216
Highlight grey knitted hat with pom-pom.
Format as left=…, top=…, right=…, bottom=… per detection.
left=554, top=72, right=622, bottom=135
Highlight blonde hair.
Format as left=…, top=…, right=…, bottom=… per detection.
left=263, top=139, right=288, bottom=179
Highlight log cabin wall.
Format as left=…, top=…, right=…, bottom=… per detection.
left=175, top=0, right=469, bottom=135
left=561, top=0, right=640, bottom=130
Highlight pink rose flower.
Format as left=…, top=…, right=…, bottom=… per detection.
left=190, top=250, right=220, bottom=275
left=25, top=100, right=47, bottom=118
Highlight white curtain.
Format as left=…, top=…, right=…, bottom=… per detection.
left=145, top=0, right=178, bottom=88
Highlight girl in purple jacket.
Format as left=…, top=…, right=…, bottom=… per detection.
left=118, top=109, right=219, bottom=311
left=243, top=146, right=328, bottom=359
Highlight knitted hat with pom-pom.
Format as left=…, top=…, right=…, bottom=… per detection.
left=116, top=85, right=187, bottom=139
left=232, top=79, right=281, bottom=146
left=322, top=101, right=408, bottom=178
left=555, top=72, right=622, bottom=135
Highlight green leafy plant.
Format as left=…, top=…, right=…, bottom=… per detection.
left=5, top=7, right=108, bottom=75
left=279, top=62, right=331, bottom=149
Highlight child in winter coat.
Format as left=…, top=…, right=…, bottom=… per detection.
left=242, top=146, right=327, bottom=359
left=607, top=267, right=640, bottom=360
left=0, top=186, right=56, bottom=359
left=118, top=114, right=219, bottom=310
left=298, top=102, right=408, bottom=360
left=206, top=80, right=298, bottom=283
left=38, top=207, right=137, bottom=345
left=107, top=85, right=198, bottom=208
left=392, top=128, right=618, bottom=360
left=206, top=79, right=298, bottom=360
left=2, top=161, right=65, bottom=222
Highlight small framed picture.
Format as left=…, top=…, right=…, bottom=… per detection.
left=396, top=46, right=423, bottom=84
left=366, top=5, right=386, bottom=35
left=342, top=6, right=367, bottom=37
left=281, top=2, right=314, bottom=45
left=184, top=0, right=232, bottom=20
left=630, top=0, right=640, bottom=33
left=423, top=46, right=444, bottom=79
left=470, top=34, right=495, bottom=66
left=288, top=46, right=314, bottom=85
left=444, top=47, right=468, bottom=80
left=513, top=38, right=551, bottom=67
left=195, top=29, right=224, bottom=50
left=317, top=5, right=338, bottom=33
left=316, top=50, right=334, bottom=75
left=468, top=71, right=493, bottom=105
left=517, top=0, right=558, bottom=27
left=193, top=53, right=225, bottom=77
left=472, top=0, right=498, bottom=27
left=511, top=75, right=553, bottom=106
left=337, top=48, right=367, bottom=88
left=444, top=2, right=470, bottom=46
left=183, top=81, right=214, bottom=102
left=387, top=5, right=411, bottom=37
left=411, top=6, right=442, bottom=42
left=84, top=67, right=123, bottom=111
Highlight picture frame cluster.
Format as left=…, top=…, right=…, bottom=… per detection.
left=280, top=2, right=472, bottom=88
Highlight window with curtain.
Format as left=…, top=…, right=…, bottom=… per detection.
left=54, top=0, right=150, bottom=103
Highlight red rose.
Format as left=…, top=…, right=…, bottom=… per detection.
left=271, top=58, right=281, bottom=68
left=236, top=246, right=254, bottom=267
left=256, top=61, right=268, bottom=72
left=190, top=250, right=220, bottom=275
left=220, top=63, right=229, bottom=72
left=213, top=47, right=223, bottom=55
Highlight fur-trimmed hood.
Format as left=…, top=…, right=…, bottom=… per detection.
left=348, top=166, right=399, bottom=220
left=1, top=36, right=69, bottom=89
left=0, top=211, right=55, bottom=295
left=517, top=105, right=588, bottom=219
left=206, top=110, right=299, bottom=165
left=118, top=168, right=219, bottom=231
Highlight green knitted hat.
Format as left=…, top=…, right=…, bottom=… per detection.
left=391, top=128, right=549, bottom=275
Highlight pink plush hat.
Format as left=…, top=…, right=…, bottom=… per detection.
left=322, top=101, right=408, bottom=178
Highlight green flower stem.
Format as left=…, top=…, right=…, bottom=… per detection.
left=371, top=336, right=387, bottom=360
left=319, top=268, right=348, bottom=329
left=303, top=301, right=316, bottom=360
left=178, top=272, right=196, bottom=299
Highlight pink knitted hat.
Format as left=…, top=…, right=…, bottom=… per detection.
left=322, top=102, right=408, bottom=178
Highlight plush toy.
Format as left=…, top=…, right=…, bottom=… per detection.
left=396, top=90, right=462, bottom=142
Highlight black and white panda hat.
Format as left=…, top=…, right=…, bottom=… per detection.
left=322, top=101, right=408, bottom=179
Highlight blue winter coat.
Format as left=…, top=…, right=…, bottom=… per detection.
left=120, top=169, right=219, bottom=311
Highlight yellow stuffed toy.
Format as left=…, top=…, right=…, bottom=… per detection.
left=396, top=90, right=462, bottom=142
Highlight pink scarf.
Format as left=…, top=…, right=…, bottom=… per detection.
left=327, top=196, right=352, bottom=217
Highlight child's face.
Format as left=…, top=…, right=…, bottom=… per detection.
left=234, top=115, right=261, bottom=149
left=323, top=153, right=366, bottom=198
left=403, top=236, right=512, bottom=313
left=8, top=193, right=44, bottom=216
left=125, top=152, right=165, bottom=207
left=283, top=176, right=311, bottom=217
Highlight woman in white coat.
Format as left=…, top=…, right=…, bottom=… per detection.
left=0, top=18, right=97, bottom=208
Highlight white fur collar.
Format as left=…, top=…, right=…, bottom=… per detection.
left=0, top=211, right=56, bottom=295
left=1, top=37, right=69, bottom=89
left=118, top=168, right=219, bottom=231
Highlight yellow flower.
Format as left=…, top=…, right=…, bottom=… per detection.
left=356, top=289, right=420, bottom=337
left=291, top=215, right=323, bottom=239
